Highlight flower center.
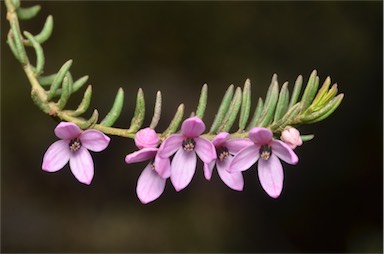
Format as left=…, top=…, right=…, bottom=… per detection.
left=150, top=163, right=156, bottom=171
left=217, top=146, right=229, bottom=161
left=69, top=138, right=82, bottom=152
left=259, top=144, right=272, bottom=160
left=182, top=138, right=196, bottom=152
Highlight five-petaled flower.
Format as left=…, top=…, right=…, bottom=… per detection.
left=158, top=117, right=216, bottom=191
left=125, top=127, right=170, bottom=204
left=42, top=122, right=110, bottom=185
left=204, top=132, right=253, bottom=191
left=229, top=127, right=298, bottom=198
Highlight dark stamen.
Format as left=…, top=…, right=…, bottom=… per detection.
left=69, top=138, right=82, bottom=152
left=259, top=144, right=272, bottom=160
left=182, top=138, right=196, bottom=152
left=217, top=146, right=229, bottom=161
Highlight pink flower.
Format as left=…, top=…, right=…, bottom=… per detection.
left=125, top=128, right=170, bottom=204
left=158, top=117, right=216, bottom=191
left=280, top=127, right=303, bottom=149
left=229, top=127, right=298, bottom=198
left=204, top=132, right=253, bottom=191
left=42, top=122, right=110, bottom=185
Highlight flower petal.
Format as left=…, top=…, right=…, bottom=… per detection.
left=270, top=140, right=299, bottom=165
left=181, top=117, right=205, bottom=137
left=204, top=161, right=215, bottom=180
left=136, top=163, right=166, bottom=204
left=80, top=130, right=110, bottom=152
left=125, top=148, right=158, bottom=164
left=135, top=128, right=160, bottom=149
left=158, top=134, right=184, bottom=158
left=226, top=138, right=253, bottom=154
left=42, top=140, right=70, bottom=172
left=258, top=154, right=284, bottom=198
left=69, top=147, right=94, bottom=185
left=54, top=122, right=82, bottom=140
left=195, top=137, right=216, bottom=163
left=248, top=127, right=273, bottom=144
left=212, top=132, right=230, bottom=147
left=154, top=156, right=171, bottom=179
left=170, top=149, right=196, bottom=191
left=217, top=156, right=244, bottom=191
left=228, top=144, right=260, bottom=172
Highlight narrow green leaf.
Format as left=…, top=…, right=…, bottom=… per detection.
left=128, top=88, right=145, bottom=133
left=53, top=74, right=88, bottom=97
left=209, top=85, right=234, bottom=133
left=196, top=84, right=208, bottom=119
left=47, top=60, right=73, bottom=100
left=10, top=19, right=28, bottom=65
left=301, top=134, right=315, bottom=142
left=300, top=70, right=319, bottom=112
left=239, top=79, right=251, bottom=131
left=288, top=75, right=303, bottom=108
left=11, top=0, right=20, bottom=9
left=23, top=31, right=44, bottom=75
left=311, top=76, right=331, bottom=107
left=81, top=109, right=99, bottom=129
left=317, top=83, right=338, bottom=107
left=301, top=94, right=344, bottom=123
left=219, top=86, right=242, bottom=132
left=270, top=102, right=301, bottom=132
left=150, top=91, right=162, bottom=129
left=57, top=77, right=71, bottom=109
left=33, top=15, right=53, bottom=44
left=17, top=5, right=41, bottom=20
left=7, top=31, right=21, bottom=62
left=257, top=81, right=279, bottom=127
left=99, top=88, right=124, bottom=127
left=67, top=85, right=92, bottom=117
left=161, top=104, right=184, bottom=139
left=273, top=81, right=290, bottom=122
left=38, top=73, right=57, bottom=86
left=246, top=97, right=263, bottom=130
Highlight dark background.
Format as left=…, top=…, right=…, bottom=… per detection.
left=2, top=1, right=383, bottom=252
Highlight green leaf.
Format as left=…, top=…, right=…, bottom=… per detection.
left=311, top=76, right=331, bottom=108
left=83, top=109, right=99, bottom=129
left=273, top=81, right=289, bottom=122
left=246, top=97, right=263, bottom=130
left=17, top=5, right=41, bottom=20
left=161, top=104, right=184, bottom=139
left=47, top=60, right=73, bottom=100
left=10, top=18, right=28, bottom=65
left=56, top=76, right=71, bottom=109
left=239, top=79, right=251, bottom=131
left=219, top=86, right=242, bottom=132
left=100, top=88, right=124, bottom=127
left=33, top=15, right=53, bottom=44
left=270, top=102, right=301, bottom=132
left=257, top=80, right=279, bottom=127
left=23, top=31, right=44, bottom=75
left=209, top=84, right=234, bottom=133
left=196, top=84, right=208, bottom=119
left=150, top=91, right=162, bottom=129
left=288, top=75, right=303, bottom=108
left=317, top=83, right=338, bottom=108
left=67, top=85, right=92, bottom=117
left=38, top=73, right=57, bottom=86
left=301, top=134, right=315, bottom=142
left=128, top=88, right=145, bottom=133
left=7, top=31, right=21, bottom=62
left=300, top=94, right=344, bottom=123
left=300, top=70, right=319, bottom=112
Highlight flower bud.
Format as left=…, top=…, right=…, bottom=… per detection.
left=135, top=128, right=159, bottom=149
left=281, top=127, right=303, bottom=149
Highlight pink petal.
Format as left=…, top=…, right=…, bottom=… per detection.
left=270, top=140, right=299, bottom=165
left=228, top=144, right=260, bottom=172
left=125, top=148, right=158, bottom=164
left=136, top=163, right=166, bottom=204
left=154, top=156, right=171, bottom=179
left=181, top=117, right=205, bottom=138
left=226, top=138, right=253, bottom=154
left=135, top=128, right=160, bottom=149
left=69, top=147, right=94, bottom=185
left=204, top=161, right=215, bottom=180
left=158, top=134, right=184, bottom=158
left=54, top=122, right=82, bottom=140
left=248, top=127, right=273, bottom=144
left=80, top=130, right=110, bottom=152
left=195, top=137, right=216, bottom=164
left=258, top=154, right=284, bottom=198
left=42, top=140, right=70, bottom=172
left=212, top=132, right=230, bottom=147
left=217, top=156, right=244, bottom=191
left=170, top=148, right=197, bottom=191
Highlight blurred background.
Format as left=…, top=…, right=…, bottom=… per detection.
left=1, top=1, right=382, bottom=252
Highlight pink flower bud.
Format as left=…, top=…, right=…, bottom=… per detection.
left=281, top=127, right=303, bottom=150
left=135, top=128, right=160, bottom=149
